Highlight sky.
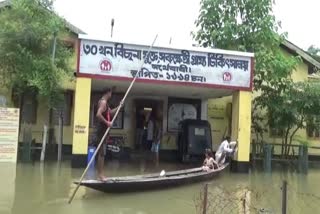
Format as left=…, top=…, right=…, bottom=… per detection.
left=52, top=0, right=319, bottom=51
left=6, top=0, right=320, bottom=50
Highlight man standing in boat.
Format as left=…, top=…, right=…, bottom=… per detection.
left=95, top=87, right=123, bottom=181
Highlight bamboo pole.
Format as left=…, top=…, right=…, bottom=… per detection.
left=68, top=34, right=158, bottom=204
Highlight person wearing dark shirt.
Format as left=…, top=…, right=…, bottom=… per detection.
left=135, top=108, right=145, bottom=149
left=95, top=87, right=123, bottom=181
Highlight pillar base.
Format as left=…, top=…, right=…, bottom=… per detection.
left=230, top=160, right=250, bottom=173
left=71, top=154, right=87, bottom=168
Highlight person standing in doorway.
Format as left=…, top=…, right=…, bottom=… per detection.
left=146, top=110, right=155, bottom=151
left=135, top=108, right=145, bottom=150
left=151, top=111, right=162, bottom=165
left=95, top=87, right=123, bottom=181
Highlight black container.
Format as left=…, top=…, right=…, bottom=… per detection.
left=177, top=119, right=212, bottom=162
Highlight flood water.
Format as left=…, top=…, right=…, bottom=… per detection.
left=1, top=160, right=320, bottom=214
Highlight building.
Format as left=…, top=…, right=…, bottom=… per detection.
left=0, top=3, right=254, bottom=172
left=71, top=34, right=254, bottom=173
left=2, top=29, right=319, bottom=171
left=2, top=1, right=319, bottom=171
left=259, top=40, right=320, bottom=156
left=0, top=0, right=85, bottom=160
left=209, top=39, right=320, bottom=158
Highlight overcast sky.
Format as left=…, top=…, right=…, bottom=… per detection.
left=14, top=0, right=320, bottom=50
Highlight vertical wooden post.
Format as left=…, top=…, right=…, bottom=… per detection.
left=22, top=125, right=32, bottom=162
left=298, top=145, right=303, bottom=172
left=252, top=141, right=256, bottom=165
left=263, top=144, right=272, bottom=172
left=298, top=145, right=308, bottom=173
left=303, top=145, right=308, bottom=173
left=243, top=189, right=251, bottom=214
left=57, top=111, right=63, bottom=161
left=282, top=180, right=287, bottom=214
left=202, top=183, right=208, bottom=214
left=40, top=125, right=48, bottom=161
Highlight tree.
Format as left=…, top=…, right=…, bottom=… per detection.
left=193, top=0, right=299, bottom=91
left=256, top=81, right=320, bottom=157
left=0, top=0, right=73, bottom=108
left=193, top=0, right=320, bottom=157
left=307, top=45, right=320, bottom=62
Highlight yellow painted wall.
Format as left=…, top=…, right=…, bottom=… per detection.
left=231, top=91, right=252, bottom=162
left=15, top=87, right=76, bottom=146
left=203, top=48, right=319, bottom=157
left=0, top=31, right=78, bottom=146
left=252, top=49, right=320, bottom=155
left=291, top=61, right=308, bottom=82
left=3, top=38, right=318, bottom=157
left=16, top=36, right=78, bottom=145
left=72, top=78, right=91, bottom=154
left=254, top=57, right=307, bottom=144
left=206, top=91, right=252, bottom=161
left=207, top=97, right=232, bottom=150
left=19, top=97, right=49, bottom=143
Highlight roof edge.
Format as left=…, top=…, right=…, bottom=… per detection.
left=281, top=40, right=320, bottom=69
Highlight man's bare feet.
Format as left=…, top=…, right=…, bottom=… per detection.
left=97, top=175, right=108, bottom=182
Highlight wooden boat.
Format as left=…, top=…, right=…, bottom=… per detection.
left=74, top=163, right=229, bottom=193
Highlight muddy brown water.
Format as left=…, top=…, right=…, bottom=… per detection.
left=1, top=160, right=320, bottom=214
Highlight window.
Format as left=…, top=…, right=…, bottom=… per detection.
left=308, top=64, right=319, bottom=75
left=306, top=116, right=320, bottom=138
left=268, top=112, right=284, bottom=138
left=21, top=90, right=38, bottom=124
left=52, top=91, right=73, bottom=126
left=194, top=128, right=205, bottom=136
left=167, top=97, right=201, bottom=132
left=270, top=127, right=284, bottom=138
left=90, top=92, right=124, bottom=129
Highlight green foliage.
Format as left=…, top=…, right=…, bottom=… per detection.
left=0, top=0, right=73, bottom=107
left=193, top=0, right=320, bottom=157
left=193, top=0, right=298, bottom=91
left=293, top=135, right=310, bottom=147
left=194, top=0, right=280, bottom=50
left=257, top=82, right=320, bottom=132
left=307, top=45, right=320, bottom=62
left=256, top=81, right=320, bottom=156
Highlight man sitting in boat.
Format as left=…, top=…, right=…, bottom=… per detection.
left=215, top=136, right=237, bottom=165
left=202, top=149, right=218, bottom=171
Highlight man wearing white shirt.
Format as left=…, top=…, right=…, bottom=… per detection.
left=146, top=110, right=155, bottom=150
left=215, top=136, right=237, bottom=165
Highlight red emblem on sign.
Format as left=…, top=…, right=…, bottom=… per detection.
left=223, top=72, right=232, bottom=82
left=100, top=59, right=112, bottom=72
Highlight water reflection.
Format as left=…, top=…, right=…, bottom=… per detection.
left=1, top=161, right=319, bottom=214
left=0, top=163, right=16, bottom=214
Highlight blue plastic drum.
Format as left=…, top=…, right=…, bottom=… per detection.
left=87, top=146, right=96, bottom=168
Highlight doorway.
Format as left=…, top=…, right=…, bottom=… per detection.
left=134, top=99, right=163, bottom=151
